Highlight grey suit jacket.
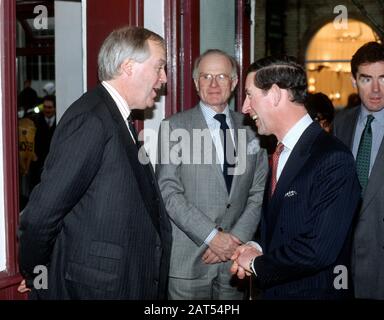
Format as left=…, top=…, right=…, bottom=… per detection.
left=333, top=106, right=384, bottom=299
left=156, top=105, right=268, bottom=279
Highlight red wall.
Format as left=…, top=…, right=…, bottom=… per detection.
left=86, top=0, right=143, bottom=89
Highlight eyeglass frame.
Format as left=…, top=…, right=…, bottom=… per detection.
left=198, top=73, right=234, bottom=84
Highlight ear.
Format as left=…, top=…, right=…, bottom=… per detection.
left=351, top=76, right=357, bottom=88
left=121, top=59, right=134, bottom=76
left=193, top=78, right=200, bottom=92
left=270, top=83, right=281, bottom=106
left=231, top=77, right=239, bottom=91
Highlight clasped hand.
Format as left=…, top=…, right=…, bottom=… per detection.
left=202, top=232, right=241, bottom=264
left=230, top=244, right=262, bottom=279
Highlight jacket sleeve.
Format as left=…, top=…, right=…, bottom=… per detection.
left=18, top=111, right=106, bottom=281
left=253, top=150, right=361, bottom=288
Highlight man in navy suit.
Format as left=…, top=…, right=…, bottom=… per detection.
left=18, top=26, right=172, bottom=299
left=230, top=56, right=361, bottom=299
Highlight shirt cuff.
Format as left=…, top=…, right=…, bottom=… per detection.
left=204, top=228, right=219, bottom=245
left=246, top=241, right=263, bottom=253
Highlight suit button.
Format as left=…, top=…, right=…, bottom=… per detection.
left=226, top=204, right=231, bottom=209
left=154, top=279, right=158, bottom=286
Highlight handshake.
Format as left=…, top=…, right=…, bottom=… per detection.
left=201, top=231, right=263, bottom=279
left=230, top=242, right=263, bottom=279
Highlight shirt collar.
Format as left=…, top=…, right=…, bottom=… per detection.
left=102, top=81, right=131, bottom=120
left=281, top=113, right=313, bottom=151
left=199, top=101, right=231, bottom=123
left=359, top=104, right=384, bottom=127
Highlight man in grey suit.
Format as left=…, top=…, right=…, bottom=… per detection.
left=156, top=49, right=268, bottom=299
left=18, top=26, right=172, bottom=299
left=333, top=41, right=384, bottom=299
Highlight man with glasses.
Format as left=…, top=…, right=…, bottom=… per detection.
left=157, top=49, right=268, bottom=299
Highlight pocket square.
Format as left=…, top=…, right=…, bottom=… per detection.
left=246, top=138, right=260, bottom=155
left=284, top=190, right=298, bottom=197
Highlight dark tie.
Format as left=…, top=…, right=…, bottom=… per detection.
left=214, top=113, right=236, bottom=193
left=127, top=115, right=140, bottom=148
left=356, top=114, right=374, bottom=192
left=270, top=142, right=284, bottom=197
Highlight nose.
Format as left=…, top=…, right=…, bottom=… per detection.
left=159, top=69, right=167, bottom=84
left=372, top=79, right=380, bottom=92
left=209, top=77, right=218, bottom=87
left=242, top=97, right=250, bottom=114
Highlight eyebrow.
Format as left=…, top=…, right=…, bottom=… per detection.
left=359, top=73, right=384, bottom=78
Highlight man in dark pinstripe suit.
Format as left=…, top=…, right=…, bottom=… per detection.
left=230, top=56, right=361, bottom=299
left=18, top=26, right=172, bottom=300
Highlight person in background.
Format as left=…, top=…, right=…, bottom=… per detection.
left=333, top=41, right=384, bottom=299
left=305, top=92, right=335, bottom=132
left=157, top=49, right=268, bottom=299
left=18, top=79, right=38, bottom=115
left=29, top=95, right=57, bottom=189
left=230, top=56, right=361, bottom=299
left=345, top=92, right=361, bottom=110
left=18, top=26, right=172, bottom=300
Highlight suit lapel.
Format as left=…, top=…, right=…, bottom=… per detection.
left=362, top=136, right=384, bottom=211
left=96, top=85, right=161, bottom=233
left=194, top=106, right=228, bottom=193
left=337, top=107, right=359, bottom=149
left=265, top=122, right=322, bottom=247
left=228, top=110, right=244, bottom=198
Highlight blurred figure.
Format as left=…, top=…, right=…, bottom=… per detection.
left=305, top=92, right=335, bottom=132
left=18, top=79, right=38, bottom=114
left=18, top=106, right=37, bottom=210
left=345, top=92, right=361, bottom=110
left=29, top=95, right=57, bottom=189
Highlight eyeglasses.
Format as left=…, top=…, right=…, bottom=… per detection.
left=199, top=73, right=232, bottom=84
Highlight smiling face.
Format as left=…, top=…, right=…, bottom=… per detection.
left=353, top=61, right=384, bottom=112
left=126, top=40, right=167, bottom=109
left=194, top=53, right=238, bottom=113
left=242, top=71, right=274, bottom=136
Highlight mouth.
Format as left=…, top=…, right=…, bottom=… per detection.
left=251, top=114, right=258, bottom=121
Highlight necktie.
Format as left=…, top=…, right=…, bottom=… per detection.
left=356, top=114, right=374, bottom=192
left=127, top=115, right=141, bottom=149
left=214, top=114, right=236, bottom=193
left=270, top=142, right=284, bottom=197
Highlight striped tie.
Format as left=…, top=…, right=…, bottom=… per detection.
left=270, top=142, right=284, bottom=196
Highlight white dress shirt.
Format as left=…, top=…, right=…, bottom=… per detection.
left=101, top=81, right=136, bottom=143
left=277, top=113, right=313, bottom=182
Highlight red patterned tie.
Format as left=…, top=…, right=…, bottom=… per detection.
left=270, top=142, right=284, bottom=196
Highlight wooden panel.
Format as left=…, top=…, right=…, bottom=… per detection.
left=0, top=0, right=25, bottom=300
left=86, top=0, right=144, bottom=89
left=235, top=0, right=251, bottom=112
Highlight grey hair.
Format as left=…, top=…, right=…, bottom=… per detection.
left=192, top=49, right=238, bottom=80
left=98, top=26, right=165, bottom=81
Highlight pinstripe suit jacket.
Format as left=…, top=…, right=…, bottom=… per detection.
left=253, top=122, right=361, bottom=299
left=19, top=85, right=172, bottom=300
left=156, top=106, right=268, bottom=280
left=333, top=106, right=384, bottom=299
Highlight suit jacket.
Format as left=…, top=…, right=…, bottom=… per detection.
left=156, top=105, right=268, bottom=279
left=333, top=106, right=384, bottom=299
left=253, top=122, right=361, bottom=299
left=30, top=113, right=56, bottom=187
left=19, top=84, right=172, bottom=300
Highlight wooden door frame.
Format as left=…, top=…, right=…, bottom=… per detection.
left=0, top=0, right=24, bottom=299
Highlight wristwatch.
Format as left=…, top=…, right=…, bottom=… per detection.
left=216, top=226, right=223, bottom=232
